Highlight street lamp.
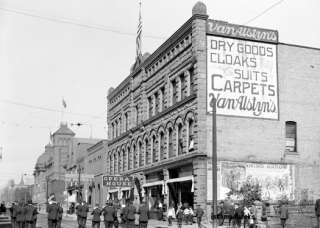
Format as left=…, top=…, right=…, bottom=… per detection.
left=77, top=165, right=82, bottom=203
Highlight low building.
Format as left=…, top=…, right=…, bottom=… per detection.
left=86, top=140, right=108, bottom=207
left=106, top=1, right=320, bottom=220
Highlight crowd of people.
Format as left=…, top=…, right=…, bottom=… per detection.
left=0, top=197, right=319, bottom=228
left=73, top=199, right=149, bottom=228
left=4, top=200, right=39, bottom=228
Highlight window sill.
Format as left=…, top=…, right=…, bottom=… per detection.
left=285, top=151, right=299, bottom=156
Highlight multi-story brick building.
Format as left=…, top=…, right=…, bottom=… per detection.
left=106, top=1, right=320, bottom=219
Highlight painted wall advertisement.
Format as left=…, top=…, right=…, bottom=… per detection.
left=206, top=35, right=278, bottom=119
left=207, top=161, right=295, bottom=201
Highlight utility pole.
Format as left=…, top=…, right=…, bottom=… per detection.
left=212, top=95, right=218, bottom=228
left=77, top=165, right=81, bottom=203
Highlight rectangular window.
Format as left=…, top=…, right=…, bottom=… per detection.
left=172, top=81, right=177, bottom=105
left=155, top=92, right=159, bottom=115
left=285, top=121, right=297, bottom=152
left=136, top=105, right=139, bottom=125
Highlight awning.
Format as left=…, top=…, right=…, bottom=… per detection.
left=166, top=176, right=193, bottom=184
left=166, top=176, right=194, bottom=193
left=121, top=187, right=132, bottom=191
left=108, top=189, right=118, bottom=193
left=142, top=180, right=164, bottom=188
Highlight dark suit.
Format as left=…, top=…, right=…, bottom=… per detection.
left=10, top=204, right=18, bottom=228
left=16, top=205, right=26, bottom=228
left=25, top=204, right=38, bottom=228
left=57, top=205, right=63, bottom=228
left=91, top=208, right=102, bottom=228
left=138, top=205, right=149, bottom=228
left=78, top=204, right=89, bottom=228
left=103, top=206, right=115, bottom=228
left=47, top=203, right=59, bottom=228
left=121, top=206, right=128, bottom=228
left=126, top=205, right=136, bottom=228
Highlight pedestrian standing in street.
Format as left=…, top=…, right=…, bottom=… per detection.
left=121, top=201, right=129, bottom=228
left=9, top=202, right=18, bottom=228
left=195, top=205, right=204, bottom=228
left=138, top=201, right=149, bottom=228
left=234, top=203, right=243, bottom=228
left=113, top=201, right=121, bottom=228
left=243, top=206, right=250, bottom=228
left=80, top=201, right=89, bottom=228
left=103, top=201, right=116, bottom=228
left=126, top=201, right=136, bottom=228
left=167, top=204, right=175, bottom=226
left=279, top=202, right=289, bottom=228
left=76, top=202, right=82, bottom=228
left=91, top=203, right=102, bottom=228
left=25, top=200, right=38, bottom=228
left=57, top=202, right=63, bottom=228
left=16, top=201, right=25, bottom=228
left=315, top=198, right=320, bottom=228
left=176, top=205, right=184, bottom=228
left=183, top=205, right=190, bottom=225
left=47, top=197, right=59, bottom=228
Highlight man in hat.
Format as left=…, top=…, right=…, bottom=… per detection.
left=78, top=201, right=89, bottom=228
left=16, top=201, right=26, bottom=228
left=103, top=201, right=116, bottom=228
left=57, top=202, right=63, bottom=228
left=25, top=200, right=38, bottom=228
left=315, top=198, right=320, bottom=228
left=9, top=202, right=18, bottom=228
left=47, top=196, right=59, bottom=228
left=91, top=203, right=102, bottom=228
left=126, top=201, right=136, bottom=228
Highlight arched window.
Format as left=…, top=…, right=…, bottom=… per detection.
left=285, top=121, right=297, bottom=152
left=152, top=135, right=157, bottom=163
left=115, top=120, right=118, bottom=137
left=159, top=131, right=165, bottom=160
left=145, top=138, right=150, bottom=165
left=122, top=149, right=126, bottom=172
left=109, top=154, right=113, bottom=174
left=127, top=147, right=131, bottom=170
left=138, top=141, right=143, bottom=167
left=177, top=123, right=183, bottom=155
left=118, top=151, right=121, bottom=174
left=133, top=144, right=137, bottom=169
left=113, top=153, right=117, bottom=174
left=168, top=128, right=174, bottom=158
left=188, top=119, right=194, bottom=151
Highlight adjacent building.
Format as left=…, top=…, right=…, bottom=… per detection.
left=86, top=140, right=108, bottom=207
left=33, top=123, right=104, bottom=210
left=106, top=1, right=320, bottom=220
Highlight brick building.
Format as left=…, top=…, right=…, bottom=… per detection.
left=106, top=1, right=320, bottom=219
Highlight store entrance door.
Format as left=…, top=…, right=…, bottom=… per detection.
left=168, top=180, right=193, bottom=208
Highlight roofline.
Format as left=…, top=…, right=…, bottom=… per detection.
left=87, top=139, right=108, bottom=153
left=107, top=14, right=207, bottom=100
left=278, top=42, right=320, bottom=51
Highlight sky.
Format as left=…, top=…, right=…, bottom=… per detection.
left=0, top=0, right=319, bottom=188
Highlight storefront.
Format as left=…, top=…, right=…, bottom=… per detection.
left=167, top=164, right=194, bottom=209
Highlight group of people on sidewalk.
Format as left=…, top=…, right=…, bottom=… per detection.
left=75, top=199, right=149, bottom=228
left=167, top=203, right=204, bottom=228
left=7, top=200, right=38, bottom=228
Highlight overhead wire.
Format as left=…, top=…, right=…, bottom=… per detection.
left=0, top=99, right=105, bottom=120
left=0, top=6, right=166, bottom=40
left=243, top=0, right=285, bottom=25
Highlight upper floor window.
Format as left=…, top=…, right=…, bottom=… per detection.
left=148, top=97, right=153, bottom=118
left=188, top=119, right=194, bottom=151
left=155, top=92, right=159, bottom=115
left=135, top=105, right=139, bottom=125
left=285, top=121, right=297, bottom=152
left=124, top=112, right=129, bottom=132
left=172, top=80, right=177, bottom=105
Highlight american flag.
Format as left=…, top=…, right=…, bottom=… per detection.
left=136, top=0, right=142, bottom=59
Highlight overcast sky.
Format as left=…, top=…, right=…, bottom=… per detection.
left=0, top=0, right=319, bottom=188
